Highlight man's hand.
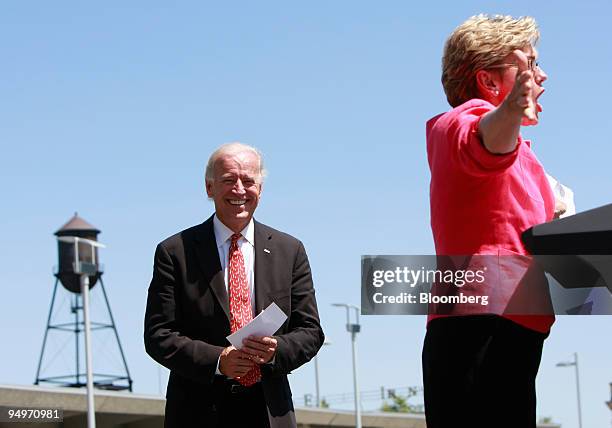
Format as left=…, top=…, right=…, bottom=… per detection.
left=241, top=336, right=278, bottom=364
left=219, top=346, right=255, bottom=379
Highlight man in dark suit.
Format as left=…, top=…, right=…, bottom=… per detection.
left=144, top=143, right=324, bottom=428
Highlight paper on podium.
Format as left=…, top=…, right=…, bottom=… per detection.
left=546, top=173, right=576, bottom=218
left=226, top=302, right=288, bottom=349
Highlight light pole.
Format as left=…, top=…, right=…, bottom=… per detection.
left=332, top=303, right=361, bottom=428
left=556, top=352, right=583, bottom=428
left=58, top=236, right=106, bottom=428
left=314, top=340, right=332, bottom=407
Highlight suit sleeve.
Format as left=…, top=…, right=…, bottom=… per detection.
left=266, top=241, right=325, bottom=376
left=144, top=242, right=224, bottom=384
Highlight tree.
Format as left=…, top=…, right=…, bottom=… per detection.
left=381, top=394, right=416, bottom=413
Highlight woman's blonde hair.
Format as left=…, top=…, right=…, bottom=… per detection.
left=441, top=14, right=539, bottom=107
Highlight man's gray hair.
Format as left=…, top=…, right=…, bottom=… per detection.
left=205, top=142, right=267, bottom=183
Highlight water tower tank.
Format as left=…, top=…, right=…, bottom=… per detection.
left=54, top=213, right=101, bottom=293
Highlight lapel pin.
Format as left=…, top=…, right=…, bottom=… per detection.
left=264, top=248, right=271, bottom=254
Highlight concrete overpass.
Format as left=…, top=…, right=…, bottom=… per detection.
left=0, top=384, right=561, bottom=428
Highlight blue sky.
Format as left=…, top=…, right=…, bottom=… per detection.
left=1, top=1, right=610, bottom=427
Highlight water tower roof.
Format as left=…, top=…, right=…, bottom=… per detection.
left=55, top=213, right=100, bottom=235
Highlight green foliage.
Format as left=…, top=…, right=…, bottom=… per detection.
left=381, top=394, right=415, bottom=413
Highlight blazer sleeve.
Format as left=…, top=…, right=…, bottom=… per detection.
left=144, top=242, right=224, bottom=384
left=266, top=240, right=325, bottom=376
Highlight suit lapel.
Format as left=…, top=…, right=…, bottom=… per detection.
left=194, top=215, right=230, bottom=321
left=254, top=220, right=273, bottom=314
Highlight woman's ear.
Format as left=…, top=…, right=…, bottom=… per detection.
left=475, top=69, right=500, bottom=103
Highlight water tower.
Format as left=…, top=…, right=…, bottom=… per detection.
left=35, top=213, right=133, bottom=391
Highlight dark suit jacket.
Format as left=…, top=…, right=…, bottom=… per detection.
left=144, top=216, right=324, bottom=428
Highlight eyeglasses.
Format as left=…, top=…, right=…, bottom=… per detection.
left=487, top=58, right=540, bottom=71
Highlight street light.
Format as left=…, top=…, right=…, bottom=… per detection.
left=314, top=340, right=332, bottom=407
left=556, top=352, right=583, bottom=428
left=57, top=236, right=106, bottom=428
left=332, top=303, right=361, bottom=428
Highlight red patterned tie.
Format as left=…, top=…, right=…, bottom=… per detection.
left=228, top=233, right=261, bottom=386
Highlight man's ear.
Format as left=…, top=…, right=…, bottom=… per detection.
left=475, top=69, right=499, bottom=102
left=205, top=180, right=213, bottom=198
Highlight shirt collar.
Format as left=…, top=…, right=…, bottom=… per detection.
left=213, top=215, right=255, bottom=248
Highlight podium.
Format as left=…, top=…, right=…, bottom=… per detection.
left=522, top=203, right=612, bottom=293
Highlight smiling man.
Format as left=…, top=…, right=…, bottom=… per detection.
left=145, top=142, right=324, bottom=428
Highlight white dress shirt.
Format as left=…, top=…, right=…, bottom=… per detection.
left=213, top=215, right=256, bottom=376
left=213, top=215, right=256, bottom=316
